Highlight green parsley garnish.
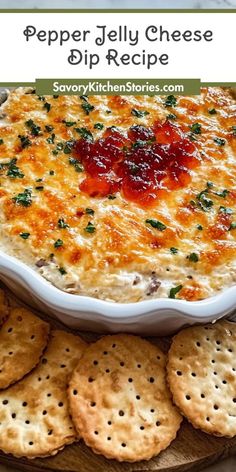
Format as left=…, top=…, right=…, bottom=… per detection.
left=208, top=108, right=217, bottom=115
left=35, top=186, right=44, bottom=191
left=188, top=252, right=199, bottom=262
left=59, top=267, right=67, bottom=275
left=196, top=189, right=214, bottom=211
left=43, top=102, right=51, bottom=113
left=80, top=95, right=88, bottom=101
left=214, top=137, right=226, bottom=146
left=12, top=188, right=32, bottom=207
left=84, top=222, right=96, bottom=234
left=189, top=123, right=201, bottom=135
left=131, top=109, right=150, bottom=118
left=108, top=195, right=116, bottom=200
left=170, top=247, right=178, bottom=254
left=231, top=126, right=236, bottom=136
left=49, top=170, right=55, bottom=175
left=206, top=181, right=214, bottom=189
left=25, top=119, right=41, bottom=136
left=81, top=102, right=95, bottom=115
left=106, top=109, right=112, bottom=114
left=45, top=125, right=54, bottom=133
left=54, top=239, right=63, bottom=248
left=69, top=157, right=84, bottom=173
left=6, top=159, right=24, bottom=179
left=85, top=208, right=95, bottom=215
left=215, top=189, right=229, bottom=198
left=53, top=95, right=59, bottom=99
left=146, top=219, right=166, bottom=231
left=169, top=285, right=183, bottom=299
left=94, top=123, right=104, bottom=130
left=64, top=140, right=75, bottom=154
left=0, top=139, right=4, bottom=145
left=196, top=224, right=203, bottom=230
left=58, top=218, right=69, bottom=229
left=219, top=206, right=233, bottom=214
left=46, top=133, right=55, bottom=144
left=18, top=135, right=32, bottom=149
left=62, top=120, right=76, bottom=127
left=20, top=232, right=30, bottom=240
left=229, top=222, right=236, bottom=230
left=164, top=95, right=177, bottom=107
left=74, top=127, right=93, bottom=141
left=38, top=96, right=45, bottom=101
left=166, top=113, right=177, bottom=120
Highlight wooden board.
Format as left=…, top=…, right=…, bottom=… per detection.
left=0, top=282, right=236, bottom=472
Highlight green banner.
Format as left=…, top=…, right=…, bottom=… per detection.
left=35, top=78, right=201, bottom=96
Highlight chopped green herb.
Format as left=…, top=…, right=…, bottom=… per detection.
left=43, top=102, right=51, bottom=113
left=146, top=219, right=166, bottom=231
left=25, top=119, right=41, bottom=136
left=56, top=142, right=64, bottom=151
left=49, top=170, right=55, bottom=175
left=38, top=96, right=45, bottom=101
left=188, top=252, right=199, bottom=262
left=0, top=139, right=4, bottom=145
left=131, top=109, right=150, bottom=118
left=35, top=186, right=44, bottom=191
left=12, top=188, right=32, bottom=207
left=208, top=108, right=217, bottom=115
left=84, top=222, right=96, bottom=234
left=214, top=137, right=226, bottom=146
left=58, top=218, right=69, bottom=229
left=196, top=190, right=213, bottom=211
left=132, top=139, right=155, bottom=149
left=215, top=189, right=229, bottom=198
left=68, top=157, right=84, bottom=173
left=18, top=135, right=32, bottom=149
left=80, top=95, right=88, bottom=101
left=108, top=194, right=116, bottom=200
left=64, top=140, right=75, bottom=154
left=20, top=232, right=30, bottom=240
left=53, top=95, right=59, bottom=99
left=46, top=133, right=55, bottom=144
left=81, top=102, right=94, bottom=115
left=106, top=109, right=112, bottom=114
left=206, top=181, right=213, bottom=188
left=219, top=206, right=233, bottom=214
left=85, top=208, right=94, bottom=215
left=6, top=159, right=24, bottom=179
left=59, top=267, right=67, bottom=275
left=45, top=125, right=54, bottom=133
left=164, top=95, right=177, bottom=107
left=52, top=150, right=58, bottom=156
left=54, top=239, right=63, bottom=248
left=74, top=127, right=93, bottom=142
left=169, top=285, right=183, bottom=299
left=94, top=123, right=104, bottom=130
left=189, top=123, right=202, bottom=135
left=229, top=222, right=236, bottom=230
left=170, top=247, right=178, bottom=254
left=196, top=224, right=203, bottom=230
left=62, top=120, right=76, bottom=127
left=166, top=113, right=177, bottom=120
left=36, top=178, right=43, bottom=182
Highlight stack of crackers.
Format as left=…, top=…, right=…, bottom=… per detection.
left=0, top=287, right=235, bottom=462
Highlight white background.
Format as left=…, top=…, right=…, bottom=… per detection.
left=0, top=12, right=235, bottom=82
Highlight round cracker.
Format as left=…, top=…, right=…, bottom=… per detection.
left=167, top=320, right=236, bottom=438
left=0, top=330, right=87, bottom=458
left=0, top=288, right=9, bottom=327
left=0, top=307, right=50, bottom=389
left=68, top=334, right=182, bottom=462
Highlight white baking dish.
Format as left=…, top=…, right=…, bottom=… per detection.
left=0, top=250, right=235, bottom=335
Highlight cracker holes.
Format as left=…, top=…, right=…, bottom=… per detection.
left=112, top=344, right=116, bottom=348
left=90, top=402, right=96, bottom=407
left=58, top=402, right=63, bottom=407
left=137, top=364, right=141, bottom=369
left=176, top=371, right=182, bottom=376
left=149, top=377, right=155, bottom=383
left=42, top=358, right=47, bottom=364
left=46, top=375, right=50, bottom=380
left=93, top=360, right=98, bottom=366
left=73, top=390, right=78, bottom=396
left=233, top=398, right=236, bottom=403
left=206, top=417, right=210, bottom=422
left=196, top=342, right=201, bottom=347
left=17, top=316, right=22, bottom=322
left=119, top=410, right=125, bottom=417
left=42, top=410, right=47, bottom=416
left=136, top=395, right=141, bottom=400
left=48, top=429, right=53, bottom=436
left=214, top=404, right=219, bottom=410
left=216, top=340, right=221, bottom=345
left=103, top=351, right=108, bottom=356
left=11, top=413, right=16, bottom=419
left=22, top=402, right=27, bottom=407
left=47, top=393, right=52, bottom=397
left=25, top=420, right=30, bottom=425
left=121, top=443, right=126, bottom=447
left=140, top=426, right=145, bottom=430
left=31, top=335, right=35, bottom=340
left=186, top=395, right=191, bottom=400
left=228, top=348, right=233, bottom=353
left=215, top=385, right=219, bottom=389
left=120, top=362, right=125, bottom=367
left=38, top=377, right=42, bottom=382
left=191, top=372, right=196, bottom=377
left=8, top=328, right=13, bottom=333
left=157, top=356, right=161, bottom=360
left=65, top=348, right=70, bottom=352
left=2, top=400, right=8, bottom=405
left=150, top=409, right=155, bottom=413
left=60, top=364, right=66, bottom=369
left=108, top=421, right=112, bottom=425
left=156, top=421, right=161, bottom=427
left=107, top=437, right=111, bottom=441
left=128, top=378, right=133, bottom=383
left=88, top=377, right=94, bottom=383
left=222, top=380, right=227, bottom=385
left=28, top=441, right=34, bottom=446
left=201, top=394, right=205, bottom=398
left=105, top=369, right=110, bottom=373
left=94, top=431, right=99, bottom=435
left=8, top=352, right=13, bottom=356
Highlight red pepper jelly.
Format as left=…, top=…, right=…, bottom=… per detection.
left=74, top=121, right=201, bottom=207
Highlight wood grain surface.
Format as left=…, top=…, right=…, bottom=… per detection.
left=0, top=282, right=236, bottom=472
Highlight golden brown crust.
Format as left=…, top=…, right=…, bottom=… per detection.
left=167, top=321, right=236, bottom=438
left=68, top=334, right=182, bottom=462
left=0, top=307, right=50, bottom=389
left=0, top=330, right=87, bottom=458
left=0, top=288, right=9, bottom=327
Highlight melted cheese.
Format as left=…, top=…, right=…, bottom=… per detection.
left=0, top=87, right=236, bottom=302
